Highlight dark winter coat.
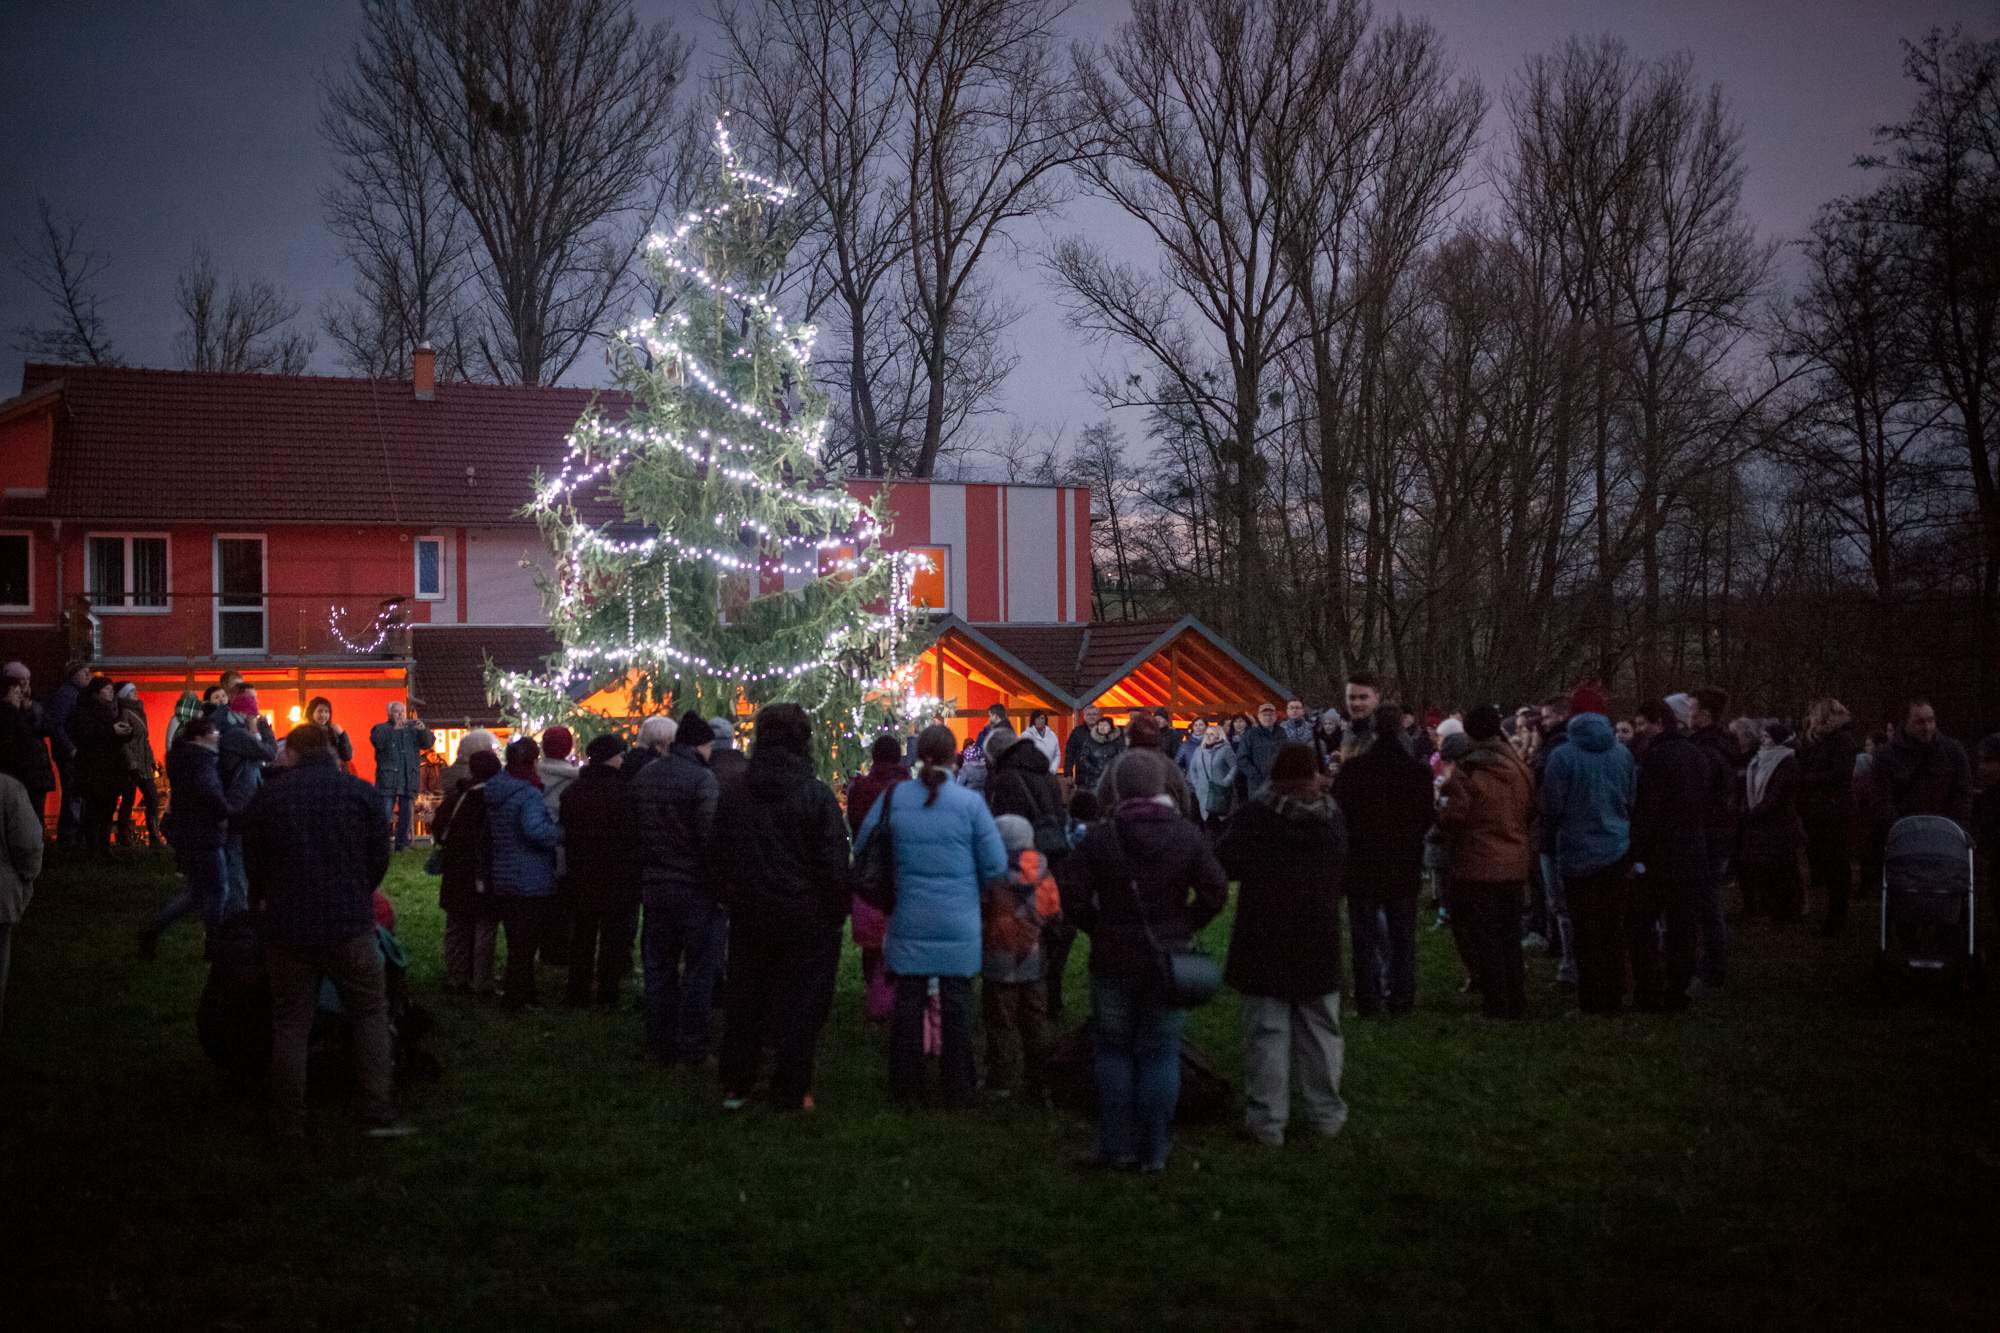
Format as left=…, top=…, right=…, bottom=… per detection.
left=0, top=703, right=54, bottom=802
left=1740, top=751, right=1805, bottom=867
left=68, top=696, right=129, bottom=799
left=1330, top=734, right=1435, bottom=898
left=1540, top=714, right=1635, bottom=876
left=482, top=771, right=562, bottom=897
left=1797, top=722, right=1859, bottom=839
left=1436, top=738, right=1535, bottom=883
left=1057, top=799, right=1228, bottom=982
left=1217, top=788, right=1346, bottom=999
left=1687, top=724, right=1743, bottom=845
left=216, top=712, right=276, bottom=810
left=709, top=747, right=850, bottom=938
left=431, top=780, right=494, bottom=916
left=118, top=698, right=154, bottom=776
left=369, top=719, right=434, bottom=794
left=1235, top=722, right=1287, bottom=794
left=44, top=679, right=80, bottom=763
left=1870, top=734, right=1974, bottom=829
left=1629, top=726, right=1713, bottom=884
left=844, top=759, right=910, bottom=834
left=630, top=742, right=720, bottom=895
left=1072, top=730, right=1125, bottom=796
left=985, top=738, right=1067, bottom=836
left=560, top=764, right=641, bottom=914
left=709, top=746, right=748, bottom=803
left=164, top=740, right=235, bottom=853
left=240, top=752, right=390, bottom=949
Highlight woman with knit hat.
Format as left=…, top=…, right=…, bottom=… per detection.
left=1216, top=743, right=1349, bottom=1146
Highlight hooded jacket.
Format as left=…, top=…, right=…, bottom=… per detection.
left=1437, top=738, right=1535, bottom=882
left=1217, top=787, right=1346, bottom=999
left=710, top=747, right=851, bottom=937
left=1056, top=799, right=1228, bottom=981
left=1629, top=725, right=1714, bottom=883
left=1739, top=746, right=1805, bottom=866
left=1330, top=733, right=1435, bottom=898
left=482, top=770, right=562, bottom=897
left=985, top=738, right=1067, bottom=836
left=856, top=774, right=1007, bottom=978
left=1539, top=713, right=1635, bottom=876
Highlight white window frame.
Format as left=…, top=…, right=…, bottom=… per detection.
left=84, top=531, right=172, bottom=615
left=414, top=535, right=445, bottom=601
left=212, top=533, right=267, bottom=655
left=0, top=530, right=32, bottom=613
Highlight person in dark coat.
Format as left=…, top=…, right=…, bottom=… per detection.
left=1072, top=715, right=1124, bottom=798
left=485, top=737, right=563, bottom=1009
left=1628, top=701, right=1711, bottom=1010
left=238, top=723, right=406, bottom=1139
left=1330, top=705, right=1435, bottom=1017
left=67, top=676, right=130, bottom=861
left=44, top=661, right=88, bottom=848
left=1216, top=743, right=1347, bottom=1147
left=0, top=664, right=55, bottom=823
left=369, top=701, right=434, bottom=852
left=987, top=734, right=1068, bottom=840
left=630, top=711, right=725, bottom=1065
left=1797, top=699, right=1859, bottom=935
left=1739, top=722, right=1806, bottom=922
left=707, top=716, right=749, bottom=798
left=561, top=733, right=641, bottom=1007
left=138, top=718, right=240, bottom=957
left=1057, top=748, right=1227, bottom=1172
left=1235, top=702, right=1286, bottom=795
left=711, top=704, right=850, bottom=1112
left=1685, top=688, right=1740, bottom=991
left=1866, top=697, right=1974, bottom=831
left=431, top=749, right=502, bottom=994
left=845, top=735, right=911, bottom=1024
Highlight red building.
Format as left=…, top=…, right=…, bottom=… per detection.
left=0, top=357, right=1284, bottom=799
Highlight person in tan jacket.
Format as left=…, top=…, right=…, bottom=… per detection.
left=0, top=769, right=46, bottom=1036
left=1437, top=704, right=1535, bottom=1018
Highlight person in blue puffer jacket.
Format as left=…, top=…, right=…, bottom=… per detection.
left=484, top=736, right=563, bottom=1009
left=1539, top=685, right=1635, bottom=1016
left=854, top=723, right=1007, bottom=1106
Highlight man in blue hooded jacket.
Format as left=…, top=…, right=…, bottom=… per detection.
left=1539, top=685, right=1635, bottom=1015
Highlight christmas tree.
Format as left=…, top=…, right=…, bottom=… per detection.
left=489, top=116, right=937, bottom=768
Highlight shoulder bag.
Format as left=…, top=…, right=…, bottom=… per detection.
left=1116, top=823, right=1221, bottom=1008
left=851, top=782, right=899, bottom=914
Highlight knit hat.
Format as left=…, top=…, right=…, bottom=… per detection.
left=1270, top=742, right=1319, bottom=785
left=1436, top=716, right=1465, bottom=740
left=1568, top=683, right=1610, bottom=718
left=1424, top=710, right=1444, bottom=730
left=1665, top=692, right=1696, bottom=728
left=994, top=813, right=1035, bottom=854
left=229, top=691, right=260, bottom=717
left=1465, top=703, right=1503, bottom=742
left=1440, top=732, right=1473, bottom=763
left=585, top=732, right=627, bottom=764
left=677, top=711, right=710, bottom=745
left=468, top=750, right=502, bottom=781
left=540, top=725, right=574, bottom=761
left=709, top=717, right=737, bottom=749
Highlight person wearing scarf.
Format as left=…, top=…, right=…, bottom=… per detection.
left=165, top=691, right=204, bottom=754
left=1739, top=722, right=1806, bottom=922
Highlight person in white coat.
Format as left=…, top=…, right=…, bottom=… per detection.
left=1024, top=710, right=1063, bottom=771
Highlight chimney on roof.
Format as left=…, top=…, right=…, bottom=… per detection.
left=413, top=342, right=436, bottom=400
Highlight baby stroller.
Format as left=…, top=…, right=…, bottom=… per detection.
left=1875, top=816, right=1981, bottom=996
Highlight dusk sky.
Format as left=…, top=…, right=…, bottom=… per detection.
left=4, top=0, right=1996, bottom=459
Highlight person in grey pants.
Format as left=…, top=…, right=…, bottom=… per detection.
left=1214, top=743, right=1349, bottom=1146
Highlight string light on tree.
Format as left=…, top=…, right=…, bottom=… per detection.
left=488, top=115, right=940, bottom=763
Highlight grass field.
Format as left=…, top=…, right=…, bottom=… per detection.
left=3, top=850, right=1996, bottom=1332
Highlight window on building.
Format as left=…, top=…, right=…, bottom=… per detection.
left=0, top=533, right=29, bottom=611
left=214, top=535, right=266, bottom=653
left=415, top=536, right=444, bottom=600
left=85, top=534, right=169, bottom=611
left=907, top=546, right=948, bottom=611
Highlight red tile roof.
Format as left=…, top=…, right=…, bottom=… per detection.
left=969, top=618, right=1213, bottom=696
left=9, top=363, right=627, bottom=526
left=408, top=624, right=559, bottom=725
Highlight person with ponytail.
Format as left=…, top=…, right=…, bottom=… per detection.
left=854, top=723, right=1007, bottom=1107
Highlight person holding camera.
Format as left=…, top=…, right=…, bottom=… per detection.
left=370, top=701, right=433, bottom=852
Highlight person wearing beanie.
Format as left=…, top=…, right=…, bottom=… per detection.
left=1664, top=693, right=1696, bottom=730
left=1331, top=705, right=1435, bottom=1018
left=846, top=735, right=913, bottom=1024
left=536, top=724, right=579, bottom=818
left=981, top=812, right=1057, bottom=1100
left=630, top=708, right=726, bottom=1064
left=432, top=745, right=504, bottom=995
left=212, top=685, right=275, bottom=911
left=561, top=730, right=641, bottom=1007
left=1628, top=699, right=1715, bottom=1011
left=486, top=735, right=563, bottom=1008
left=1216, top=742, right=1349, bottom=1144
left=369, top=701, right=434, bottom=852
left=1539, top=687, right=1636, bottom=1014
left=238, top=719, right=411, bottom=1138
left=1436, top=704, right=1535, bottom=1018
left=709, top=717, right=737, bottom=750
left=1739, top=721, right=1806, bottom=922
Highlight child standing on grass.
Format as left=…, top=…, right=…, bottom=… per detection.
left=983, top=815, right=1058, bottom=1100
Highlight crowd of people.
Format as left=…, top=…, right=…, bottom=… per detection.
left=0, top=656, right=1991, bottom=1166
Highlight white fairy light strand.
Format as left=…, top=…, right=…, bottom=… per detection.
left=329, top=604, right=391, bottom=654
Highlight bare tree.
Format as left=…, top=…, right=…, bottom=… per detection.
left=173, top=243, right=316, bottom=375
left=339, top=0, right=691, bottom=385
left=887, top=0, right=1082, bottom=477
left=11, top=198, right=119, bottom=365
